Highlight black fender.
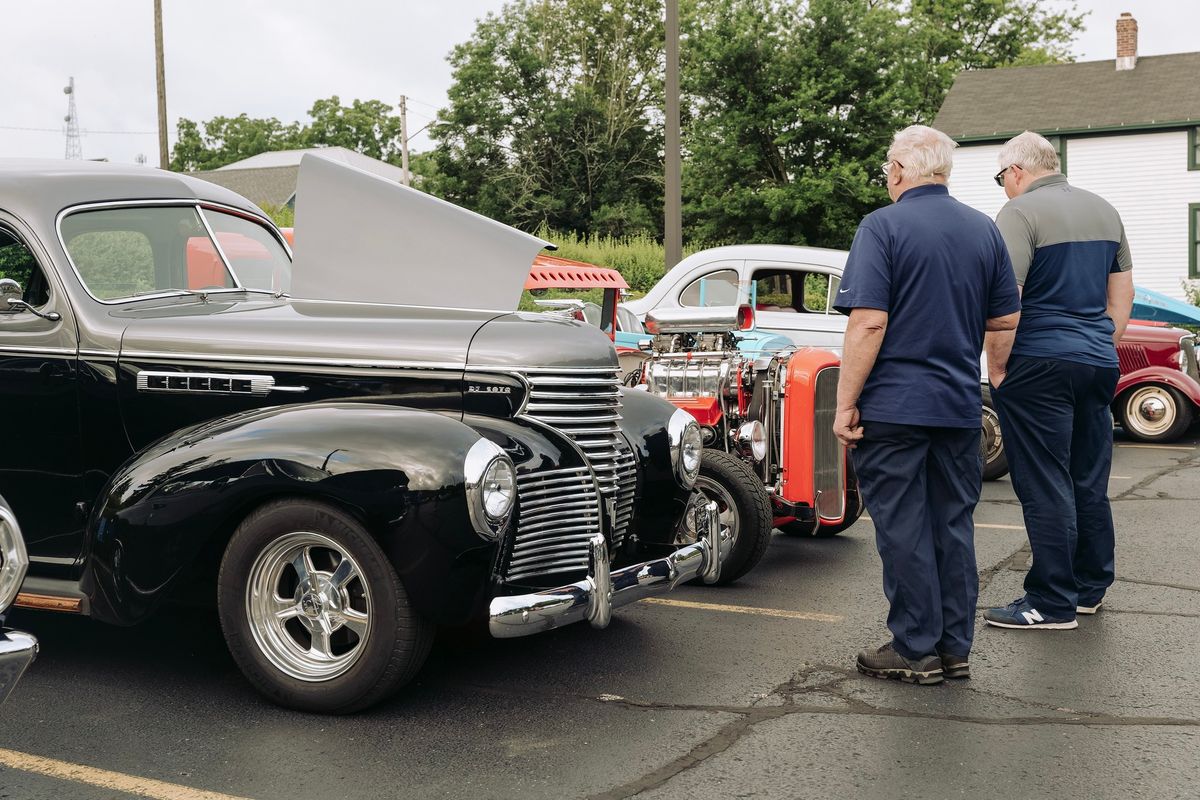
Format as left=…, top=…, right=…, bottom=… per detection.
left=83, top=402, right=497, bottom=627
left=616, top=387, right=691, bottom=546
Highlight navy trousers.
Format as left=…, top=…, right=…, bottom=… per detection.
left=991, top=356, right=1120, bottom=617
left=851, top=422, right=982, bottom=660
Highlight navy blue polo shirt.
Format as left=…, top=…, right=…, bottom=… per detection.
left=834, top=184, right=1021, bottom=428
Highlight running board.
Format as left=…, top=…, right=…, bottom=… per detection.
left=14, top=576, right=88, bottom=614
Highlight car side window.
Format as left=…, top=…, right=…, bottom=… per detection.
left=679, top=269, right=739, bottom=307
left=0, top=227, right=50, bottom=309
left=61, top=206, right=237, bottom=301
left=752, top=268, right=838, bottom=314
left=802, top=273, right=831, bottom=312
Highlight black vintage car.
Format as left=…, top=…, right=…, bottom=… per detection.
left=0, top=158, right=727, bottom=713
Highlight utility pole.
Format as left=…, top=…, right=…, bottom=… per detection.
left=154, top=0, right=169, bottom=169
left=664, top=0, right=682, bottom=271
left=399, top=95, right=411, bottom=186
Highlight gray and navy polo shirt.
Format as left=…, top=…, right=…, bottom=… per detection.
left=996, top=174, right=1132, bottom=368
left=835, top=184, right=1021, bottom=428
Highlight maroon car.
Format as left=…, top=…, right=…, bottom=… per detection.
left=1115, top=322, right=1200, bottom=442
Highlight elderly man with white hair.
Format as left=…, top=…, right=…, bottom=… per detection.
left=834, top=125, right=1020, bottom=684
left=982, top=131, right=1134, bottom=631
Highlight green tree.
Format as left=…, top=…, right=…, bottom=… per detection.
left=428, top=0, right=666, bottom=237
left=303, top=96, right=405, bottom=162
left=170, top=115, right=303, bottom=171
left=170, top=97, right=408, bottom=172
left=679, top=0, right=1083, bottom=249
left=681, top=0, right=908, bottom=247
left=902, top=0, right=1087, bottom=120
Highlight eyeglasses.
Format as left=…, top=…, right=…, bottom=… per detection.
left=880, top=160, right=903, bottom=179
left=994, top=165, right=1016, bottom=187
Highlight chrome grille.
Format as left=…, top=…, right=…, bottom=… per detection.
left=1181, top=335, right=1198, bottom=382
left=506, top=367, right=640, bottom=582
left=813, top=367, right=845, bottom=521
left=506, top=467, right=601, bottom=582
left=520, top=367, right=629, bottom=498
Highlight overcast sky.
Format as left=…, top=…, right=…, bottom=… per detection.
left=3, top=0, right=1196, bottom=165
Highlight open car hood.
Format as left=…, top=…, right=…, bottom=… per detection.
left=289, top=154, right=552, bottom=311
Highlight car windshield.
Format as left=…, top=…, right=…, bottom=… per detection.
left=60, top=205, right=291, bottom=302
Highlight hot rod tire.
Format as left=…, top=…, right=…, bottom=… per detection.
left=981, top=386, right=1009, bottom=481
left=217, top=499, right=433, bottom=714
left=1118, top=384, right=1194, bottom=443
left=695, top=449, right=773, bottom=585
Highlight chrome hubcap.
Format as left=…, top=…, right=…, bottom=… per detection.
left=981, top=405, right=1003, bottom=463
left=1126, top=386, right=1176, bottom=436
left=245, top=531, right=371, bottom=682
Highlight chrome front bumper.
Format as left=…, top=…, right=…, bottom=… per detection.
left=489, top=497, right=725, bottom=638
left=0, top=629, right=37, bottom=704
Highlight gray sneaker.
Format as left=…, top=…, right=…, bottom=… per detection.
left=936, top=651, right=970, bottom=679
left=856, top=642, right=943, bottom=685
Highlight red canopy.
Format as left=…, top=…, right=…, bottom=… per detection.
left=526, top=254, right=628, bottom=290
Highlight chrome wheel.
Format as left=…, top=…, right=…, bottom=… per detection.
left=1123, top=385, right=1177, bottom=439
left=245, top=531, right=371, bottom=682
left=694, top=474, right=740, bottom=551
left=981, top=403, right=1004, bottom=466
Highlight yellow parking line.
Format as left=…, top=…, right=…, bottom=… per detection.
left=641, top=597, right=842, bottom=623
left=1117, top=444, right=1196, bottom=450
left=0, top=748, right=254, bottom=800
left=863, top=516, right=1023, bottom=531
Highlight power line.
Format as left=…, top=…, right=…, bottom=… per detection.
left=1, top=125, right=154, bottom=135
left=0, top=125, right=157, bottom=135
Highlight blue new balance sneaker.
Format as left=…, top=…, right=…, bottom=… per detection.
left=983, top=597, right=1078, bottom=630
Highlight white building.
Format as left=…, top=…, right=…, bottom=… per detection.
left=933, top=14, right=1200, bottom=299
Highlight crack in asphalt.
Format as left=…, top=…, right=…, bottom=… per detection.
left=587, top=664, right=1200, bottom=800
left=1115, top=576, right=1200, bottom=593
left=1101, top=608, right=1200, bottom=618
left=1112, top=451, right=1200, bottom=502
left=977, top=542, right=1031, bottom=596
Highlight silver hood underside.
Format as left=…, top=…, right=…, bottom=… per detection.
left=289, top=154, right=552, bottom=312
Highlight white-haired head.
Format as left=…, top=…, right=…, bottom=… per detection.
left=998, top=131, right=1060, bottom=174
left=887, top=125, right=957, bottom=182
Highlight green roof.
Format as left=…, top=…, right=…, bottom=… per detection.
left=933, top=52, right=1200, bottom=142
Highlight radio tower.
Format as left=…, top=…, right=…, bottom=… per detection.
left=63, top=77, right=82, bottom=160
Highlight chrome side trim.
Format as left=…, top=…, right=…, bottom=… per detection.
left=120, top=350, right=467, bottom=372
left=489, top=499, right=723, bottom=638
left=135, top=370, right=308, bottom=397
left=0, top=345, right=77, bottom=357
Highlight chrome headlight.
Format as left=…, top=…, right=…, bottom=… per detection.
left=668, top=408, right=703, bottom=488
left=464, top=438, right=516, bottom=539
left=736, top=420, right=768, bottom=463
left=0, top=505, right=29, bottom=613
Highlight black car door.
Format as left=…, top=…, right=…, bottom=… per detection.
left=0, top=217, right=85, bottom=575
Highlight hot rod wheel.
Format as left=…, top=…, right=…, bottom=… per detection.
left=1118, top=383, right=1194, bottom=442
left=981, top=385, right=1009, bottom=481
left=691, top=450, right=772, bottom=584
left=218, top=499, right=433, bottom=714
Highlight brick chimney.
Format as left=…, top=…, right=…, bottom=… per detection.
left=1116, top=12, right=1138, bottom=71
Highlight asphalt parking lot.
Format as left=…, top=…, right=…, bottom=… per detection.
left=1, top=428, right=1197, bottom=800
